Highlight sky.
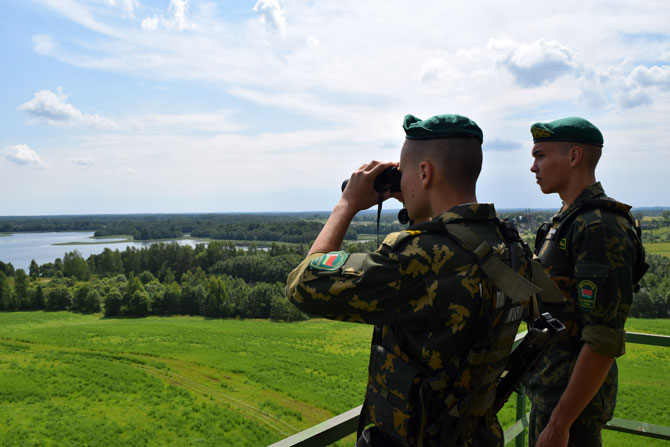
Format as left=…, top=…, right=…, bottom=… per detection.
left=1, top=0, right=669, bottom=216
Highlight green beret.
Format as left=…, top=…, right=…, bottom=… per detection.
left=403, top=114, right=483, bottom=143
left=530, top=117, right=604, bottom=147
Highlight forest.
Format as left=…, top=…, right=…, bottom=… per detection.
left=1, top=210, right=669, bottom=320
left=0, top=211, right=403, bottom=242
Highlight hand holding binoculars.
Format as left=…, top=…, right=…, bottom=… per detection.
left=340, top=167, right=410, bottom=225
left=340, top=166, right=402, bottom=194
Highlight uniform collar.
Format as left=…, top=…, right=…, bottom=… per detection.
left=437, top=202, right=497, bottom=224
left=556, top=182, right=606, bottom=220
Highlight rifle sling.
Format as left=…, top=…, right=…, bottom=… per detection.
left=444, top=224, right=540, bottom=302
left=529, top=259, right=565, bottom=304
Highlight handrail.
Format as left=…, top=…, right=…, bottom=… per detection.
left=270, top=331, right=670, bottom=447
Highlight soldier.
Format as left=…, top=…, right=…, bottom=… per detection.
left=287, top=114, right=538, bottom=446
left=525, top=117, right=646, bottom=447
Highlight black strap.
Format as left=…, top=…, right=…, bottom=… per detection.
left=376, top=193, right=384, bottom=246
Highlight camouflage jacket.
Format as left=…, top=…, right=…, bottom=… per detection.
left=286, top=203, right=530, bottom=446
left=526, top=182, right=644, bottom=418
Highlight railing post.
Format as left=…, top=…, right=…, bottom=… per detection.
left=515, top=389, right=526, bottom=447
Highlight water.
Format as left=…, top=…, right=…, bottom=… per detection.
left=0, top=232, right=208, bottom=271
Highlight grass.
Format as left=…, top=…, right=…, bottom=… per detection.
left=0, top=313, right=368, bottom=446
left=0, top=313, right=667, bottom=446
left=644, top=242, right=670, bottom=258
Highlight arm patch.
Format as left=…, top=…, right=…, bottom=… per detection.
left=309, top=251, right=349, bottom=271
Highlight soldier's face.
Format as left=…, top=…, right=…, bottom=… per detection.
left=530, top=142, right=571, bottom=195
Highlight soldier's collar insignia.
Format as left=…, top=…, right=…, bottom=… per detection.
left=578, top=280, right=597, bottom=309
left=309, top=251, right=349, bottom=271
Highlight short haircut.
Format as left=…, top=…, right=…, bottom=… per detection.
left=404, top=137, right=482, bottom=192
left=555, top=141, right=602, bottom=171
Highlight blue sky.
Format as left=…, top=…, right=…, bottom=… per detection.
left=1, top=0, right=669, bottom=215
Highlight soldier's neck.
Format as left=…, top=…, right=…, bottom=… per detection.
left=559, top=175, right=597, bottom=212
left=430, top=190, right=477, bottom=218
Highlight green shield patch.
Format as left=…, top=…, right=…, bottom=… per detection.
left=309, top=251, right=349, bottom=272
left=578, top=280, right=597, bottom=309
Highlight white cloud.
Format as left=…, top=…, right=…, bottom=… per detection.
left=71, top=157, right=95, bottom=166
left=18, top=87, right=117, bottom=130
left=253, top=0, right=286, bottom=36
left=141, top=0, right=192, bottom=31
left=578, top=63, right=670, bottom=109
left=3, top=145, right=44, bottom=166
left=123, top=166, right=135, bottom=174
left=628, top=65, right=670, bottom=89
left=490, top=38, right=578, bottom=87
left=120, top=0, right=139, bottom=19
left=307, top=35, right=319, bottom=47
left=141, top=15, right=159, bottom=31
left=32, top=34, right=56, bottom=54
left=103, top=0, right=138, bottom=19
left=126, top=111, right=243, bottom=134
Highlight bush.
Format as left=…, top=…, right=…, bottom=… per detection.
left=128, top=290, right=152, bottom=317
left=46, top=286, right=72, bottom=311
left=104, top=289, right=123, bottom=317
left=84, top=289, right=102, bottom=313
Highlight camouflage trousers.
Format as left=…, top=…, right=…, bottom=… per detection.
left=528, top=404, right=607, bottom=447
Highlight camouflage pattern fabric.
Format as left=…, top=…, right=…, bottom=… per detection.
left=525, top=182, right=643, bottom=445
left=287, top=203, right=524, bottom=447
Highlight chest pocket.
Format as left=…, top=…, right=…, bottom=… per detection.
left=574, top=262, right=609, bottom=278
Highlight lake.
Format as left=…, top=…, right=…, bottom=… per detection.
left=0, top=232, right=208, bottom=271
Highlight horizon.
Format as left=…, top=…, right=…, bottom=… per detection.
left=2, top=205, right=670, bottom=219
left=2, top=1, right=669, bottom=215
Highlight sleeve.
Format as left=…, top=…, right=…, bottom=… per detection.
left=571, top=217, right=635, bottom=357
left=285, top=248, right=405, bottom=325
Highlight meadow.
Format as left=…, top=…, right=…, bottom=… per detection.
left=645, top=242, right=670, bottom=258
left=0, top=313, right=668, bottom=446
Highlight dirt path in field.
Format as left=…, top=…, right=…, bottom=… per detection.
left=132, top=360, right=300, bottom=437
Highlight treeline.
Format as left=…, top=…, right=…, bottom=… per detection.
left=0, top=241, right=310, bottom=321
left=633, top=254, right=670, bottom=318
left=1, top=212, right=384, bottom=242
left=1, top=238, right=665, bottom=319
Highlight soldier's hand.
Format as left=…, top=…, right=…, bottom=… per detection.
left=340, top=160, right=398, bottom=212
left=535, top=424, right=569, bottom=447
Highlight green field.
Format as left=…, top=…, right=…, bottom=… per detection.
left=644, top=242, right=670, bottom=258
left=0, top=313, right=668, bottom=446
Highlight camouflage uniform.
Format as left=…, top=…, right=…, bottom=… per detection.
left=525, top=182, right=644, bottom=446
left=287, top=203, right=531, bottom=447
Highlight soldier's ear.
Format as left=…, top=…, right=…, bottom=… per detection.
left=568, top=145, right=583, bottom=167
left=419, top=161, right=432, bottom=188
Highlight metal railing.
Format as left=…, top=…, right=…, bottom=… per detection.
left=270, top=331, right=670, bottom=447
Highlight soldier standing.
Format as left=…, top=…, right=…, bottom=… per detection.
left=287, top=114, right=538, bottom=446
left=525, top=117, right=646, bottom=447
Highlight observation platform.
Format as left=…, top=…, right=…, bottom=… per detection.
left=270, top=331, right=670, bottom=447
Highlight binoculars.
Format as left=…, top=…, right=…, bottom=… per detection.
left=340, top=167, right=410, bottom=225
left=340, top=167, right=402, bottom=194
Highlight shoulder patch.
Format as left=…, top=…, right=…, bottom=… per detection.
left=309, top=251, right=349, bottom=271
left=578, top=279, right=597, bottom=309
